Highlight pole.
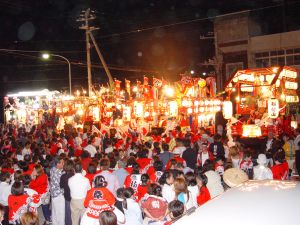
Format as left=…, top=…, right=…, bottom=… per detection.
left=51, top=54, right=72, bottom=96
left=89, top=32, right=115, bottom=90
left=85, top=9, right=93, bottom=97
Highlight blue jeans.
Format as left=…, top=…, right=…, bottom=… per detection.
left=42, top=204, right=51, bottom=222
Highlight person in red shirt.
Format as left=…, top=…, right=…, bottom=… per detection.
left=196, top=173, right=211, bottom=206
left=149, top=160, right=164, bottom=183
left=85, top=163, right=97, bottom=186
left=136, top=174, right=150, bottom=202
left=29, top=164, right=51, bottom=223
left=8, top=181, right=41, bottom=224
left=272, top=150, right=289, bottom=180
left=140, top=183, right=168, bottom=223
left=166, top=151, right=187, bottom=171
left=124, top=163, right=142, bottom=197
left=136, top=149, right=152, bottom=173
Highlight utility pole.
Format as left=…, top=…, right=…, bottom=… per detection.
left=78, top=8, right=95, bottom=97
left=78, top=8, right=115, bottom=96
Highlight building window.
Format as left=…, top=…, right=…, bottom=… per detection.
left=255, top=48, right=300, bottom=67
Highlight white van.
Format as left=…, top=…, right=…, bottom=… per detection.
left=173, top=180, right=300, bottom=225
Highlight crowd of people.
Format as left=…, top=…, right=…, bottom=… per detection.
left=0, top=123, right=299, bottom=225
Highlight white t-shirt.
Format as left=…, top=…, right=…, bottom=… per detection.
left=22, top=147, right=31, bottom=157
left=162, top=184, right=175, bottom=203
left=253, top=165, right=273, bottom=180
left=68, top=173, right=91, bottom=199
left=84, top=144, right=97, bottom=157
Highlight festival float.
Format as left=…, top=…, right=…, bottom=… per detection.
left=4, top=74, right=223, bottom=135
left=222, top=66, right=299, bottom=140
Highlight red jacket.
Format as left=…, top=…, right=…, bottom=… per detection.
left=124, top=174, right=142, bottom=193
left=84, top=187, right=115, bottom=208
left=197, top=186, right=211, bottom=206
left=136, top=158, right=152, bottom=170
left=136, top=185, right=148, bottom=202
left=272, top=162, right=289, bottom=180
left=29, top=173, right=49, bottom=195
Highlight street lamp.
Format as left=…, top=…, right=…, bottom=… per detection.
left=42, top=53, right=72, bottom=96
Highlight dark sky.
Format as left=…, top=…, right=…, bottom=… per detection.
left=0, top=0, right=299, bottom=94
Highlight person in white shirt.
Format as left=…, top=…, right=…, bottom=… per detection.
left=0, top=172, right=11, bottom=207
left=93, top=159, right=119, bottom=196
left=22, top=141, right=31, bottom=158
left=172, top=139, right=186, bottom=156
left=123, top=187, right=143, bottom=225
left=84, top=140, right=97, bottom=157
left=68, top=162, right=91, bottom=225
left=159, top=171, right=175, bottom=203
left=253, top=154, right=273, bottom=180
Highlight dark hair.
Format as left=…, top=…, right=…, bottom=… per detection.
left=185, top=172, right=197, bottom=186
left=131, top=163, right=140, bottom=174
left=148, top=183, right=162, bottom=197
left=100, top=158, right=110, bottom=170
left=63, top=159, right=75, bottom=174
left=116, top=188, right=125, bottom=198
left=24, top=154, right=31, bottom=163
left=122, top=187, right=135, bottom=209
left=23, top=174, right=32, bottom=186
left=11, top=181, right=24, bottom=196
left=196, top=173, right=208, bottom=186
left=171, top=169, right=184, bottom=180
left=0, top=172, right=11, bottom=182
left=14, top=170, right=24, bottom=182
left=94, top=175, right=108, bottom=188
left=87, top=163, right=97, bottom=174
left=273, top=150, right=285, bottom=164
left=141, top=174, right=150, bottom=185
left=158, top=171, right=173, bottom=185
left=74, top=162, right=82, bottom=173
left=153, top=160, right=163, bottom=172
left=18, top=161, right=29, bottom=172
left=99, top=211, right=117, bottom=225
left=203, top=159, right=214, bottom=172
left=168, top=200, right=184, bottom=218
left=162, top=143, right=169, bottom=152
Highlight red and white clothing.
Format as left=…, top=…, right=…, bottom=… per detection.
left=124, top=174, right=142, bottom=195
left=140, top=195, right=168, bottom=220
left=8, top=194, right=41, bottom=224
left=29, top=173, right=50, bottom=205
left=215, top=163, right=224, bottom=176
left=136, top=158, right=152, bottom=171
left=149, top=171, right=164, bottom=183
left=240, top=159, right=253, bottom=172
left=197, top=151, right=214, bottom=166
left=271, top=162, right=289, bottom=180
left=166, top=157, right=186, bottom=170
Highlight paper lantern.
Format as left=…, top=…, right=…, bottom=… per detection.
left=291, top=121, right=298, bottom=129
left=242, top=125, right=262, bottom=137
left=268, top=99, right=279, bottom=119
left=198, top=79, right=206, bottom=88
left=223, top=101, right=233, bottom=119
left=169, top=101, right=178, bottom=117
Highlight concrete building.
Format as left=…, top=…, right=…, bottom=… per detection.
left=214, top=11, right=300, bottom=89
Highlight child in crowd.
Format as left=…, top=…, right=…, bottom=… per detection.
left=136, top=174, right=150, bottom=202
left=271, top=150, right=289, bottom=180
left=215, top=157, right=225, bottom=177
left=240, top=151, right=254, bottom=179
left=164, top=200, right=185, bottom=225
left=196, top=173, right=211, bottom=206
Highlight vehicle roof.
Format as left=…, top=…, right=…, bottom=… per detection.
left=173, top=180, right=300, bottom=225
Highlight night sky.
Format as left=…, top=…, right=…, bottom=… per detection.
left=0, top=0, right=300, bottom=95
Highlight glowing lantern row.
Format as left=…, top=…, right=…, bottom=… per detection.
left=286, top=96, right=299, bottom=103
left=268, top=99, right=279, bottom=119
left=222, top=101, right=233, bottom=119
